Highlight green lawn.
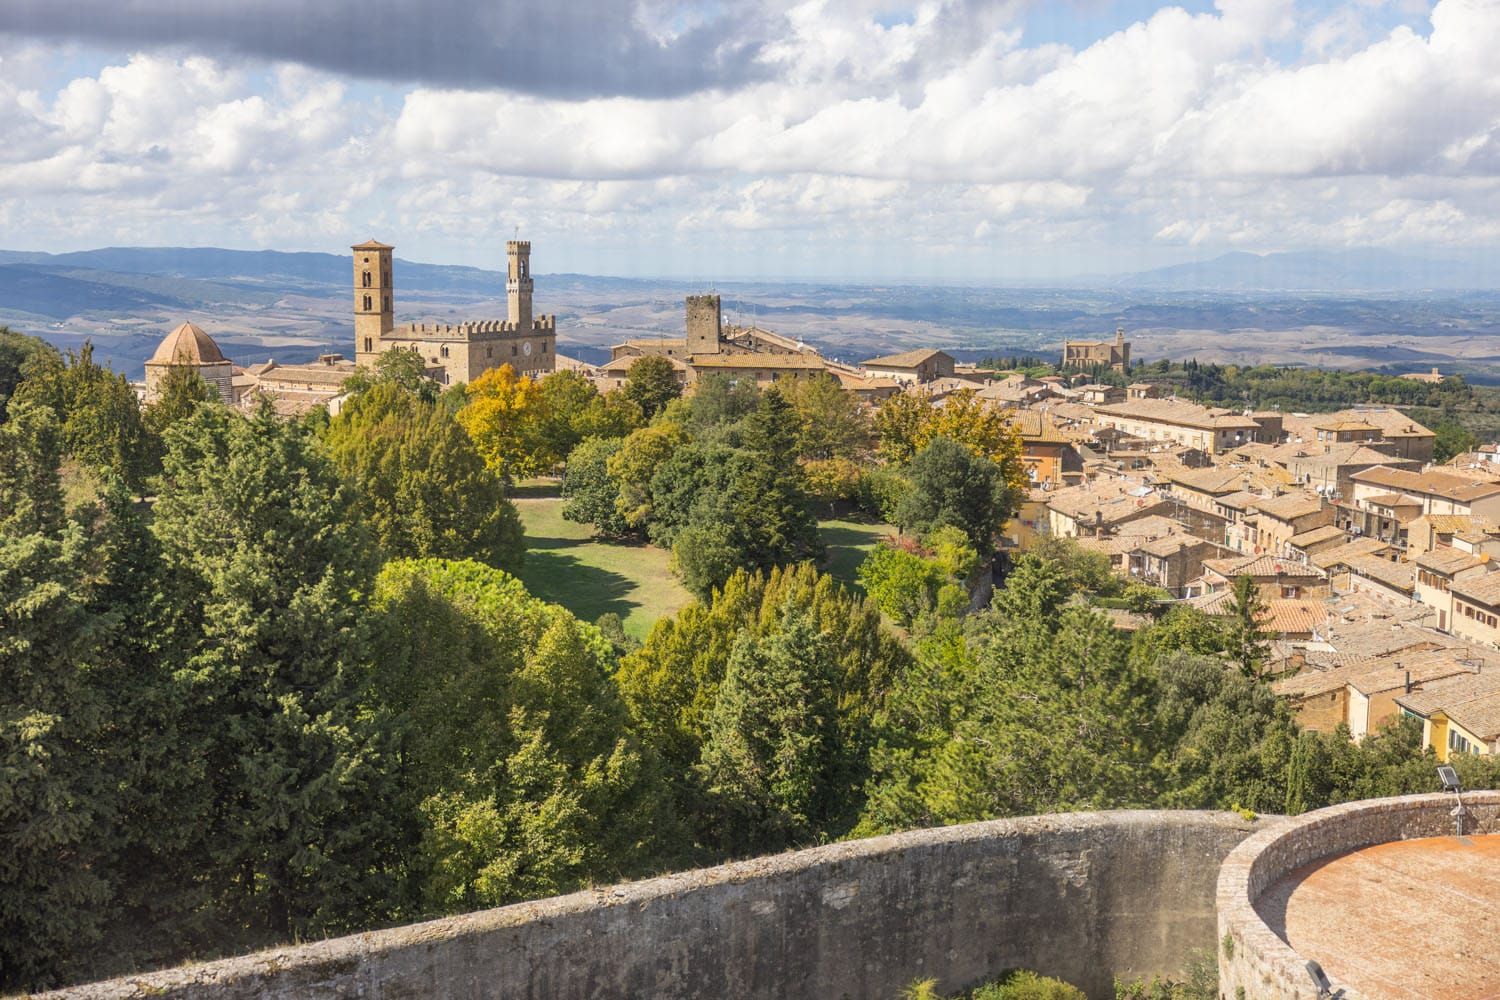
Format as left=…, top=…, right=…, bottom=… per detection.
left=818, top=518, right=895, bottom=592
left=514, top=500, right=894, bottom=637
left=514, top=497, right=693, bottom=641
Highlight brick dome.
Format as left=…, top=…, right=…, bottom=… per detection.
left=149, top=322, right=228, bottom=366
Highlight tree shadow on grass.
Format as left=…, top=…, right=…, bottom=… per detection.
left=516, top=549, right=640, bottom=623
left=525, top=532, right=590, bottom=551
left=820, top=523, right=894, bottom=589
left=820, top=523, right=894, bottom=549
left=508, top=478, right=562, bottom=499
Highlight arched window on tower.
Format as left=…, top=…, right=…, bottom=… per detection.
left=363, top=294, right=372, bottom=311
left=362, top=271, right=372, bottom=287
left=384, top=295, right=391, bottom=311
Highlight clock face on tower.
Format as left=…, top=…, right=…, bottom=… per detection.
left=522, top=341, right=533, bottom=356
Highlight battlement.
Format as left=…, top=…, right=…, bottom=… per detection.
left=507, top=240, right=531, bottom=253
left=389, top=316, right=555, bottom=340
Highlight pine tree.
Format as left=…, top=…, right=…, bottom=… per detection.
left=618, top=564, right=908, bottom=851
left=0, top=403, right=114, bottom=990
left=13, top=342, right=151, bottom=491
left=84, top=477, right=212, bottom=970
left=152, top=404, right=396, bottom=942
left=1226, top=574, right=1270, bottom=676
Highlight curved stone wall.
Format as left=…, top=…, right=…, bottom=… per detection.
left=1216, top=791, right=1500, bottom=1000
left=46, top=810, right=1259, bottom=1000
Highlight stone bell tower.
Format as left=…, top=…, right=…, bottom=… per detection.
left=353, top=238, right=394, bottom=367
left=507, top=240, right=533, bottom=330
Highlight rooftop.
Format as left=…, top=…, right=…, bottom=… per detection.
left=1288, top=524, right=1347, bottom=548
left=148, top=321, right=228, bottom=366
left=1247, top=491, right=1325, bottom=521
left=862, top=348, right=951, bottom=368
left=1094, top=397, right=1260, bottom=430
left=1414, top=547, right=1486, bottom=575
left=1202, top=553, right=1325, bottom=580
left=689, top=353, right=827, bottom=370
left=1352, top=466, right=1500, bottom=503
left=1451, top=571, right=1500, bottom=607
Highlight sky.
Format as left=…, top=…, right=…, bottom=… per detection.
left=1, top=0, right=1498, bottom=281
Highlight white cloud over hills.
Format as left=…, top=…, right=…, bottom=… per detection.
left=1, top=0, right=1498, bottom=279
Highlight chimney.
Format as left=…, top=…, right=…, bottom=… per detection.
left=1404, top=669, right=1412, bottom=694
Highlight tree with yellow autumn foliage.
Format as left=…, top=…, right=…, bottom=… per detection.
left=454, top=364, right=548, bottom=479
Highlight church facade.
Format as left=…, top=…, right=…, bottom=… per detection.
left=1062, top=328, right=1131, bottom=373
left=353, top=238, right=556, bottom=385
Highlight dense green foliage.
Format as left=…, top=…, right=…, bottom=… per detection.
left=856, top=551, right=1500, bottom=837
left=0, top=402, right=114, bottom=985
left=562, top=384, right=826, bottom=598
left=897, top=436, right=1016, bottom=554
left=152, top=405, right=399, bottom=943
left=617, top=563, right=910, bottom=857
left=0, top=326, right=60, bottom=422
left=858, top=527, right=977, bottom=626
left=5, top=350, right=1497, bottom=994
left=14, top=342, right=152, bottom=490
left=370, top=559, right=669, bottom=911
left=325, top=382, right=525, bottom=569
left=622, top=354, right=683, bottom=419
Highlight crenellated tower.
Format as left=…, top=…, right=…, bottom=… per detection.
left=353, top=238, right=394, bottom=367
left=507, top=240, right=533, bottom=330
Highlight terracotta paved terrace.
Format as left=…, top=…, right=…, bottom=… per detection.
left=1254, top=833, right=1500, bottom=999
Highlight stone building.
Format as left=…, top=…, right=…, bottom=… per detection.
left=1062, top=328, right=1131, bottom=372
left=353, top=238, right=556, bottom=386
left=610, top=294, right=841, bottom=389
left=861, top=348, right=956, bottom=384
left=1091, top=397, right=1275, bottom=455
left=239, top=354, right=360, bottom=416
left=144, top=321, right=235, bottom=404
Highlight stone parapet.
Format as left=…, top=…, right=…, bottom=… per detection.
left=43, top=810, right=1259, bottom=1000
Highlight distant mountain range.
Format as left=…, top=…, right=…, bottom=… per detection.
left=6, top=244, right=1500, bottom=382
left=1101, top=249, right=1500, bottom=292
left=1, top=246, right=1497, bottom=312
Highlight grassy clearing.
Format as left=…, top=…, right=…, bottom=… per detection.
left=513, top=497, right=693, bottom=641
left=818, top=518, right=895, bottom=592
left=514, top=499, right=895, bottom=636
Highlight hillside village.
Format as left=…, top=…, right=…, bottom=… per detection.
left=125, top=237, right=1500, bottom=769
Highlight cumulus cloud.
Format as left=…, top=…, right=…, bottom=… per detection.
left=1, top=0, right=1499, bottom=277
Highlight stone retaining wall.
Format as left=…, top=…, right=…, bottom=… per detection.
left=1216, top=791, right=1500, bottom=1000
left=42, top=810, right=1260, bottom=1000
